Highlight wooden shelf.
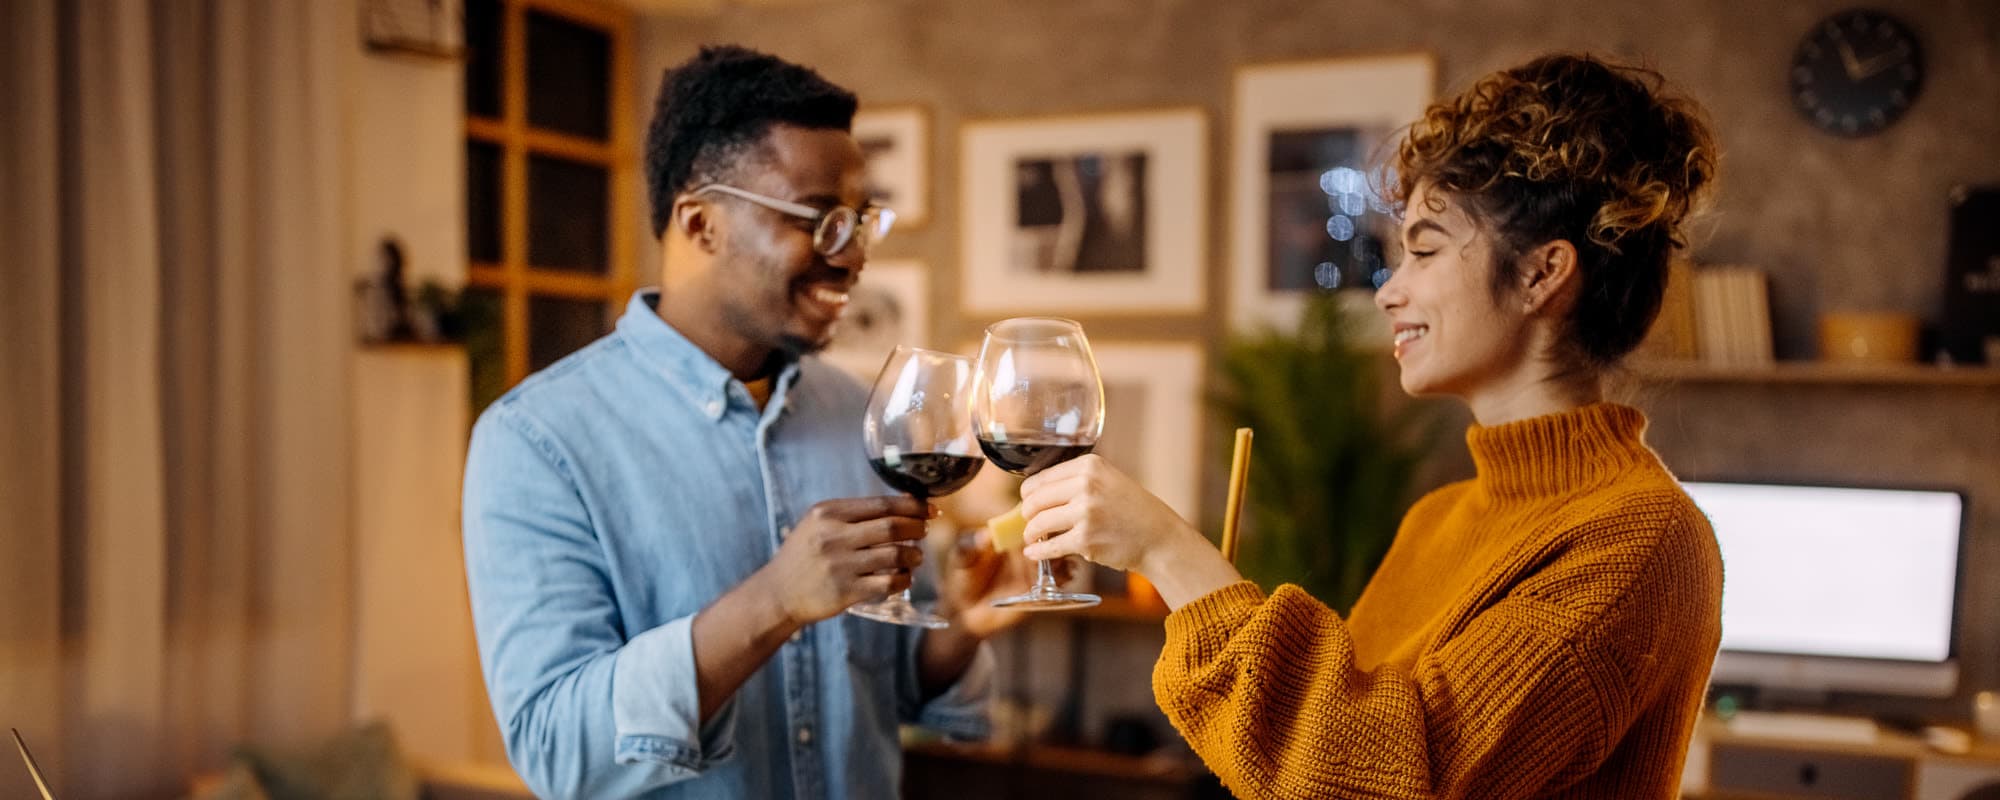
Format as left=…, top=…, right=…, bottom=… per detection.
left=357, top=341, right=464, bottom=353
left=905, top=740, right=1201, bottom=783
left=1633, top=360, right=2000, bottom=387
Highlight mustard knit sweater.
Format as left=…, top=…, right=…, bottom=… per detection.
left=1154, top=404, right=1723, bottom=799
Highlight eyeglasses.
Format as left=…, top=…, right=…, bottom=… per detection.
left=691, top=184, right=896, bottom=258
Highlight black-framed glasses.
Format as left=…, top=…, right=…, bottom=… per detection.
left=691, top=183, right=896, bottom=258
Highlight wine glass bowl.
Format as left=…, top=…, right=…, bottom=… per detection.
left=972, top=317, right=1105, bottom=610
left=850, top=346, right=984, bottom=629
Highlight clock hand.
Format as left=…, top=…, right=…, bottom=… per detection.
left=1852, top=46, right=1906, bottom=79
left=1830, top=29, right=1865, bottom=79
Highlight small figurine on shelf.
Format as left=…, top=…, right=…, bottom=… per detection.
left=354, top=237, right=414, bottom=344
left=356, top=236, right=471, bottom=346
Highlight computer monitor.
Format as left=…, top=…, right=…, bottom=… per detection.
left=1682, top=480, right=1967, bottom=700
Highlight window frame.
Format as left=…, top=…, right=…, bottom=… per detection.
left=465, top=0, right=636, bottom=387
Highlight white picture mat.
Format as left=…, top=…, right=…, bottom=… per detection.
left=823, top=260, right=929, bottom=381
left=1685, top=481, right=1962, bottom=663
left=1229, top=55, right=1434, bottom=332
left=961, top=110, right=1208, bottom=314
left=853, top=108, right=930, bottom=227
left=1091, top=342, right=1204, bottom=522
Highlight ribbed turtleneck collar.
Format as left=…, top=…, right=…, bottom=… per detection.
left=1466, top=403, right=1655, bottom=502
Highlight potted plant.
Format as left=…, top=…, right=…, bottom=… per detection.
left=1209, top=291, right=1447, bottom=612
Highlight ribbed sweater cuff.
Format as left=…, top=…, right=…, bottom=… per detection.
left=1165, top=580, right=1266, bottom=640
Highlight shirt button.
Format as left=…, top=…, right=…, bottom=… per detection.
left=705, top=400, right=722, bottom=416
left=779, top=525, right=792, bottom=539
left=788, top=629, right=803, bottom=643
left=797, top=727, right=813, bottom=745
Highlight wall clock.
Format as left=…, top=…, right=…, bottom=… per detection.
left=1789, top=9, right=1924, bottom=138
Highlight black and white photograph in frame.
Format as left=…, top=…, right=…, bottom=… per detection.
left=1011, top=151, right=1148, bottom=275
left=1230, top=55, right=1434, bottom=333
left=853, top=107, right=930, bottom=228
left=962, top=110, right=1206, bottom=315
left=822, top=260, right=930, bottom=382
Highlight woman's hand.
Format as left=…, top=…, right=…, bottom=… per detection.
left=1018, top=455, right=1190, bottom=571
left=1018, top=455, right=1244, bottom=609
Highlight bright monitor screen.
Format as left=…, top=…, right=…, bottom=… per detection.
left=1682, top=481, right=1963, bottom=663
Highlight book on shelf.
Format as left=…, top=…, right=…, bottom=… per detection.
left=1692, top=266, right=1773, bottom=366
left=1943, top=186, right=2000, bottom=364
left=1636, top=260, right=1699, bottom=360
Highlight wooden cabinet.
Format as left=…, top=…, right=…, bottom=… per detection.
left=903, top=741, right=1224, bottom=800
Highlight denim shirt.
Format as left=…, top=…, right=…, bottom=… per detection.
left=463, top=290, right=991, bottom=799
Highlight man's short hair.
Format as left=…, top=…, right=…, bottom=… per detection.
left=644, top=45, right=859, bottom=238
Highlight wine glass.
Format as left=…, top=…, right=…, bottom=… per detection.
left=973, top=317, right=1105, bottom=610
left=850, top=346, right=985, bottom=629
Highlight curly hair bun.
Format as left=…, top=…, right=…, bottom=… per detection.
left=1392, top=53, right=1721, bottom=367
left=1401, top=53, right=1716, bottom=251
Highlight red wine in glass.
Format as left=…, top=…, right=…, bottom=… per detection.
left=870, top=452, right=985, bottom=498
left=975, top=437, right=1095, bottom=477
left=972, top=318, right=1105, bottom=610
left=850, top=346, right=984, bottom=629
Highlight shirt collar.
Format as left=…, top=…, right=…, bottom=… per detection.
left=615, top=288, right=801, bottom=423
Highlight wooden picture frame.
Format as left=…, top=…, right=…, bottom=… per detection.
left=853, top=107, right=931, bottom=229
left=1089, top=341, right=1205, bottom=521
left=960, top=109, right=1208, bottom=315
left=1228, top=55, right=1434, bottom=332
left=823, top=259, right=931, bottom=381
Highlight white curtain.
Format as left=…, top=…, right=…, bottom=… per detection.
left=1, top=1, right=356, bottom=797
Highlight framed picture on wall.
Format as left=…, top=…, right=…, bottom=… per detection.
left=1229, top=55, right=1434, bottom=333
left=823, top=260, right=930, bottom=381
left=960, top=109, right=1208, bottom=315
left=1089, top=341, right=1205, bottom=522
left=952, top=338, right=1206, bottom=522
left=853, top=107, right=930, bottom=228
left=362, top=0, right=463, bottom=59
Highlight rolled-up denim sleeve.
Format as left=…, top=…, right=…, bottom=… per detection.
left=464, top=405, right=736, bottom=798
left=612, top=615, right=739, bottom=766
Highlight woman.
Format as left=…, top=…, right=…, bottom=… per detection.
left=1017, top=53, right=1723, bottom=799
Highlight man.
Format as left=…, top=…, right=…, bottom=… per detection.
left=464, top=45, right=1019, bottom=798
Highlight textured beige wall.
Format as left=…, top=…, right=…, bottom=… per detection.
left=636, top=0, right=2000, bottom=358
left=629, top=0, right=2000, bottom=727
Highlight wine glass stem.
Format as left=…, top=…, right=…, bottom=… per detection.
left=1033, top=559, right=1059, bottom=593
left=902, top=515, right=927, bottom=604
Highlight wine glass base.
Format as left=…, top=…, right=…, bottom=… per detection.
left=990, top=591, right=1101, bottom=610
left=847, top=598, right=952, bottom=629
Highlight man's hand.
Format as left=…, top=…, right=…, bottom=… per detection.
left=933, top=527, right=1074, bottom=639
left=914, top=526, right=1073, bottom=700
left=765, top=495, right=931, bottom=626
left=692, top=495, right=930, bottom=720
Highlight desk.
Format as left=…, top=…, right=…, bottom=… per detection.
left=1683, top=717, right=2000, bottom=799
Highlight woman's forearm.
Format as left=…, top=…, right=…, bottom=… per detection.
left=1139, top=528, right=1245, bottom=610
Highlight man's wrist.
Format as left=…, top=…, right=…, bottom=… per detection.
left=740, top=565, right=807, bottom=637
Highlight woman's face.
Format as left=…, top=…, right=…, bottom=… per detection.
left=1374, top=184, right=1535, bottom=400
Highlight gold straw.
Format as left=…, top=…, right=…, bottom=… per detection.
left=1219, top=427, right=1253, bottom=563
